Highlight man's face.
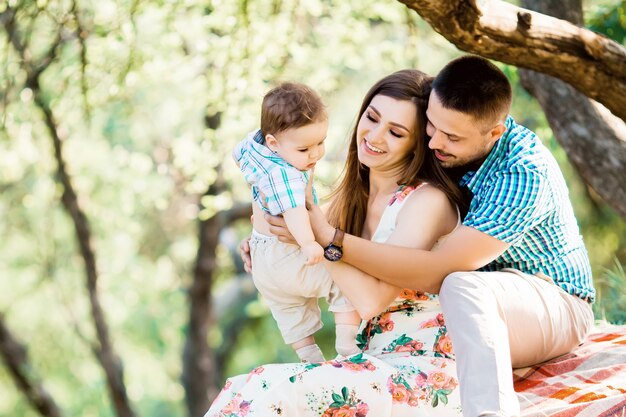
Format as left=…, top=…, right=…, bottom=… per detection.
left=426, top=92, right=504, bottom=169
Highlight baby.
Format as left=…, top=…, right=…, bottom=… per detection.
left=233, top=82, right=361, bottom=363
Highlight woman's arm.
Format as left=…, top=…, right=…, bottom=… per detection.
left=323, top=261, right=400, bottom=321
left=285, top=187, right=510, bottom=294
left=323, top=185, right=459, bottom=320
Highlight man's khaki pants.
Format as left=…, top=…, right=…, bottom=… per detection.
left=439, top=269, right=594, bottom=417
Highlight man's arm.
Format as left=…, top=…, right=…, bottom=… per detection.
left=323, top=184, right=459, bottom=319
left=340, top=225, right=509, bottom=293
left=291, top=206, right=511, bottom=293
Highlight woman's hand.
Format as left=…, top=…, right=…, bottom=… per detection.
left=240, top=236, right=252, bottom=273
left=306, top=166, right=336, bottom=246
left=265, top=214, right=297, bottom=244
left=308, top=204, right=335, bottom=247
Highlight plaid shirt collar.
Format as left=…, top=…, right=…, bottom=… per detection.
left=250, top=130, right=291, bottom=167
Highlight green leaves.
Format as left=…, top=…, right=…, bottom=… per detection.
left=329, top=386, right=350, bottom=408
left=587, top=0, right=626, bottom=44
left=0, top=1, right=624, bottom=416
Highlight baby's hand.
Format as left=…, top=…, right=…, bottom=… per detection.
left=302, top=241, right=324, bottom=265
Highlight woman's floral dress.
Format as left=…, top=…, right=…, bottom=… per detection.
left=206, top=185, right=462, bottom=417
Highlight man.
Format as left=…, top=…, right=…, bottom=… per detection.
left=256, top=55, right=595, bottom=416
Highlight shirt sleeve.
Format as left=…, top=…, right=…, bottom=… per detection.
left=232, top=137, right=247, bottom=165
left=257, top=165, right=308, bottom=215
left=463, top=166, right=552, bottom=245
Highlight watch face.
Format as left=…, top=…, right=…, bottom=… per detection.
left=324, top=244, right=343, bottom=261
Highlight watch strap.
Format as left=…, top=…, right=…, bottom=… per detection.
left=330, top=228, right=345, bottom=248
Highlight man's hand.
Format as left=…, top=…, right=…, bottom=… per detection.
left=301, top=241, right=324, bottom=265
left=240, top=236, right=252, bottom=273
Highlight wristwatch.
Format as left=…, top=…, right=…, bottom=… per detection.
left=323, top=228, right=345, bottom=261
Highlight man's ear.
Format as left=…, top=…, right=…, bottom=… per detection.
left=265, top=134, right=279, bottom=152
left=489, top=123, right=507, bottom=143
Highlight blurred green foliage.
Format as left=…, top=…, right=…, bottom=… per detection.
left=593, top=260, right=626, bottom=324
left=587, top=0, right=626, bottom=44
left=0, top=1, right=624, bottom=416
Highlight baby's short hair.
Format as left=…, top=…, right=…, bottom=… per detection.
left=261, top=82, right=327, bottom=136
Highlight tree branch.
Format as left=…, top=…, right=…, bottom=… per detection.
left=520, top=70, right=626, bottom=219
left=0, top=313, right=65, bottom=417
left=223, top=202, right=252, bottom=226
left=33, top=58, right=137, bottom=417
left=31, top=29, right=64, bottom=81
left=517, top=0, right=626, bottom=220
left=397, top=0, right=626, bottom=121
left=70, top=0, right=92, bottom=122
left=182, top=177, right=224, bottom=417
left=1, top=5, right=136, bottom=417
left=213, top=273, right=258, bottom=384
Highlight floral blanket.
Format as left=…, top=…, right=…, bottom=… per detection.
left=516, top=325, right=626, bottom=416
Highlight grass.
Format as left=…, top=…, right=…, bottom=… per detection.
left=593, top=259, right=626, bottom=325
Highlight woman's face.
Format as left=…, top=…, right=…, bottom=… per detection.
left=356, top=94, right=418, bottom=174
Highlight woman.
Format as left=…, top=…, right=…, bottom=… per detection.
left=207, top=69, right=466, bottom=417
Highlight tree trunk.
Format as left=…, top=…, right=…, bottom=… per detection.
left=517, top=0, right=626, bottom=220
left=397, top=0, right=626, bottom=219
left=396, top=0, right=626, bottom=121
left=1, top=6, right=135, bottom=417
left=0, top=314, right=65, bottom=417
left=182, top=199, right=222, bottom=417
left=182, top=165, right=253, bottom=417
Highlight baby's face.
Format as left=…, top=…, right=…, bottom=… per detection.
left=271, top=119, right=328, bottom=171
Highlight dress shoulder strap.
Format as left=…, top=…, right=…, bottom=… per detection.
left=388, top=182, right=427, bottom=207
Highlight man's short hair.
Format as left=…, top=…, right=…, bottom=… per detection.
left=261, top=82, right=326, bottom=136
left=432, top=55, right=512, bottom=128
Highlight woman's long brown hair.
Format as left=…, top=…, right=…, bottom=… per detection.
left=326, top=69, right=466, bottom=237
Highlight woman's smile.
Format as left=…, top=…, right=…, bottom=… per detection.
left=362, top=139, right=386, bottom=155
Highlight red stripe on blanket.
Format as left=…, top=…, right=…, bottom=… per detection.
left=591, top=333, right=624, bottom=343
left=571, top=391, right=607, bottom=403
left=516, top=326, right=626, bottom=416
left=514, top=378, right=544, bottom=391
left=589, top=364, right=626, bottom=384
left=550, top=386, right=580, bottom=400
left=607, top=385, right=626, bottom=394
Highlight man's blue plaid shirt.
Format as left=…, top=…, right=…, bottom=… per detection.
left=461, top=116, right=595, bottom=302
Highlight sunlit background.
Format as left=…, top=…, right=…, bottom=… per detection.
left=1, top=0, right=624, bottom=416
